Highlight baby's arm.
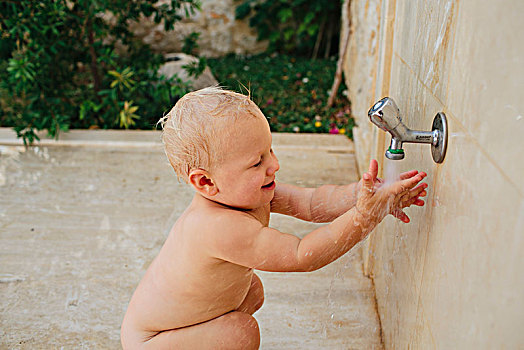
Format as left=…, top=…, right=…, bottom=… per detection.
left=270, top=182, right=358, bottom=223
left=211, top=160, right=427, bottom=272
left=271, top=160, right=425, bottom=223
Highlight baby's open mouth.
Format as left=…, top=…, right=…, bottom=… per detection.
left=261, top=181, right=275, bottom=189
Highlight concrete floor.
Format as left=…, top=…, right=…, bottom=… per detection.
left=0, top=128, right=383, bottom=349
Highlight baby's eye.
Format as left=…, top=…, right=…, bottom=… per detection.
left=253, top=160, right=262, bottom=167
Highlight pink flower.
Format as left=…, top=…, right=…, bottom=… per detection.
left=266, top=98, right=274, bottom=105
left=329, top=126, right=339, bottom=134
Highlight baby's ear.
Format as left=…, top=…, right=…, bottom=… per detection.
left=188, top=169, right=218, bottom=196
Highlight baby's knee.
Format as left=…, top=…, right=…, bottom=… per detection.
left=229, top=312, right=260, bottom=350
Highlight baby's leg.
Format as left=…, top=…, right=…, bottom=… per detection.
left=143, top=311, right=260, bottom=350
left=236, top=273, right=264, bottom=315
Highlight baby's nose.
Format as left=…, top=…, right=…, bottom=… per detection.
left=267, top=155, right=279, bottom=175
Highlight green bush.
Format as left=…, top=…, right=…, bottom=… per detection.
left=235, top=0, right=342, bottom=58
left=208, top=54, right=354, bottom=137
left=0, top=0, right=199, bottom=145
left=1, top=1, right=353, bottom=142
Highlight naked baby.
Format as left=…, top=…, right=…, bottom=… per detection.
left=121, top=87, right=428, bottom=349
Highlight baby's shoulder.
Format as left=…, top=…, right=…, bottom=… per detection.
left=184, top=205, right=262, bottom=238
left=190, top=207, right=265, bottom=259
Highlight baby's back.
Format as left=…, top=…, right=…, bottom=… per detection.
left=121, top=206, right=254, bottom=343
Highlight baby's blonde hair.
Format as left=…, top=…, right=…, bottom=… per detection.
left=158, top=86, right=262, bottom=182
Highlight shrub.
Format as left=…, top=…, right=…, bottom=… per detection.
left=208, top=53, right=354, bottom=137
left=0, top=0, right=199, bottom=144
left=235, top=0, right=342, bottom=58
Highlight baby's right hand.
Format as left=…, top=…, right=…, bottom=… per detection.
left=355, top=160, right=427, bottom=226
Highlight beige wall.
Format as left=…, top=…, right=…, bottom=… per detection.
left=344, top=0, right=524, bottom=348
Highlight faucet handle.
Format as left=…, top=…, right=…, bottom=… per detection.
left=368, top=97, right=403, bottom=132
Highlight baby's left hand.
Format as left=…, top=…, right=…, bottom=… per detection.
left=358, top=160, right=428, bottom=223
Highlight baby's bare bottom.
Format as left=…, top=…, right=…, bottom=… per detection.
left=141, top=274, right=264, bottom=350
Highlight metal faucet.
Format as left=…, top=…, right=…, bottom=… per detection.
left=367, top=97, right=448, bottom=163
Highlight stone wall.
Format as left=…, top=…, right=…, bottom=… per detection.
left=343, top=0, right=524, bottom=348
left=131, top=0, right=267, bottom=57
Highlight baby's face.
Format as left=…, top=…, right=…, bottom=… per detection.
left=210, top=113, right=279, bottom=210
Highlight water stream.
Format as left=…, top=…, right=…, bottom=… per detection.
left=383, top=159, right=401, bottom=185
left=322, top=158, right=405, bottom=337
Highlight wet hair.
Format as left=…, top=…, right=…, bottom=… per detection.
left=158, top=86, right=263, bottom=182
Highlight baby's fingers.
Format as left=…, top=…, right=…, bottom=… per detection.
left=399, top=170, right=419, bottom=180
left=413, top=198, right=425, bottom=206
left=392, top=209, right=410, bottom=223
left=400, top=185, right=427, bottom=207
left=361, top=172, right=375, bottom=194
left=368, top=159, right=379, bottom=180
left=399, top=172, right=427, bottom=191
left=405, top=196, right=425, bottom=207
left=410, top=183, right=428, bottom=198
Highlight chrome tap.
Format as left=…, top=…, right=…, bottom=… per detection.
left=367, top=97, right=448, bottom=163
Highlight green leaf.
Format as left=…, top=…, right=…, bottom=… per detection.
left=307, top=24, right=319, bottom=36
left=304, top=12, right=315, bottom=24
left=283, top=28, right=294, bottom=41
left=235, top=2, right=252, bottom=20
left=277, top=8, right=293, bottom=23
left=108, top=70, right=120, bottom=78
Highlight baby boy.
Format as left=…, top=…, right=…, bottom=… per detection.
left=121, top=87, right=427, bottom=349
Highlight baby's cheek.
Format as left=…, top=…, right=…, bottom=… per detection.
left=250, top=174, right=264, bottom=187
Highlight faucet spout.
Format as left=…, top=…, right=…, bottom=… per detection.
left=386, top=138, right=405, bottom=160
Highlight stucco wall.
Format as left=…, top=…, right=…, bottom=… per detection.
left=344, top=0, right=524, bottom=348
